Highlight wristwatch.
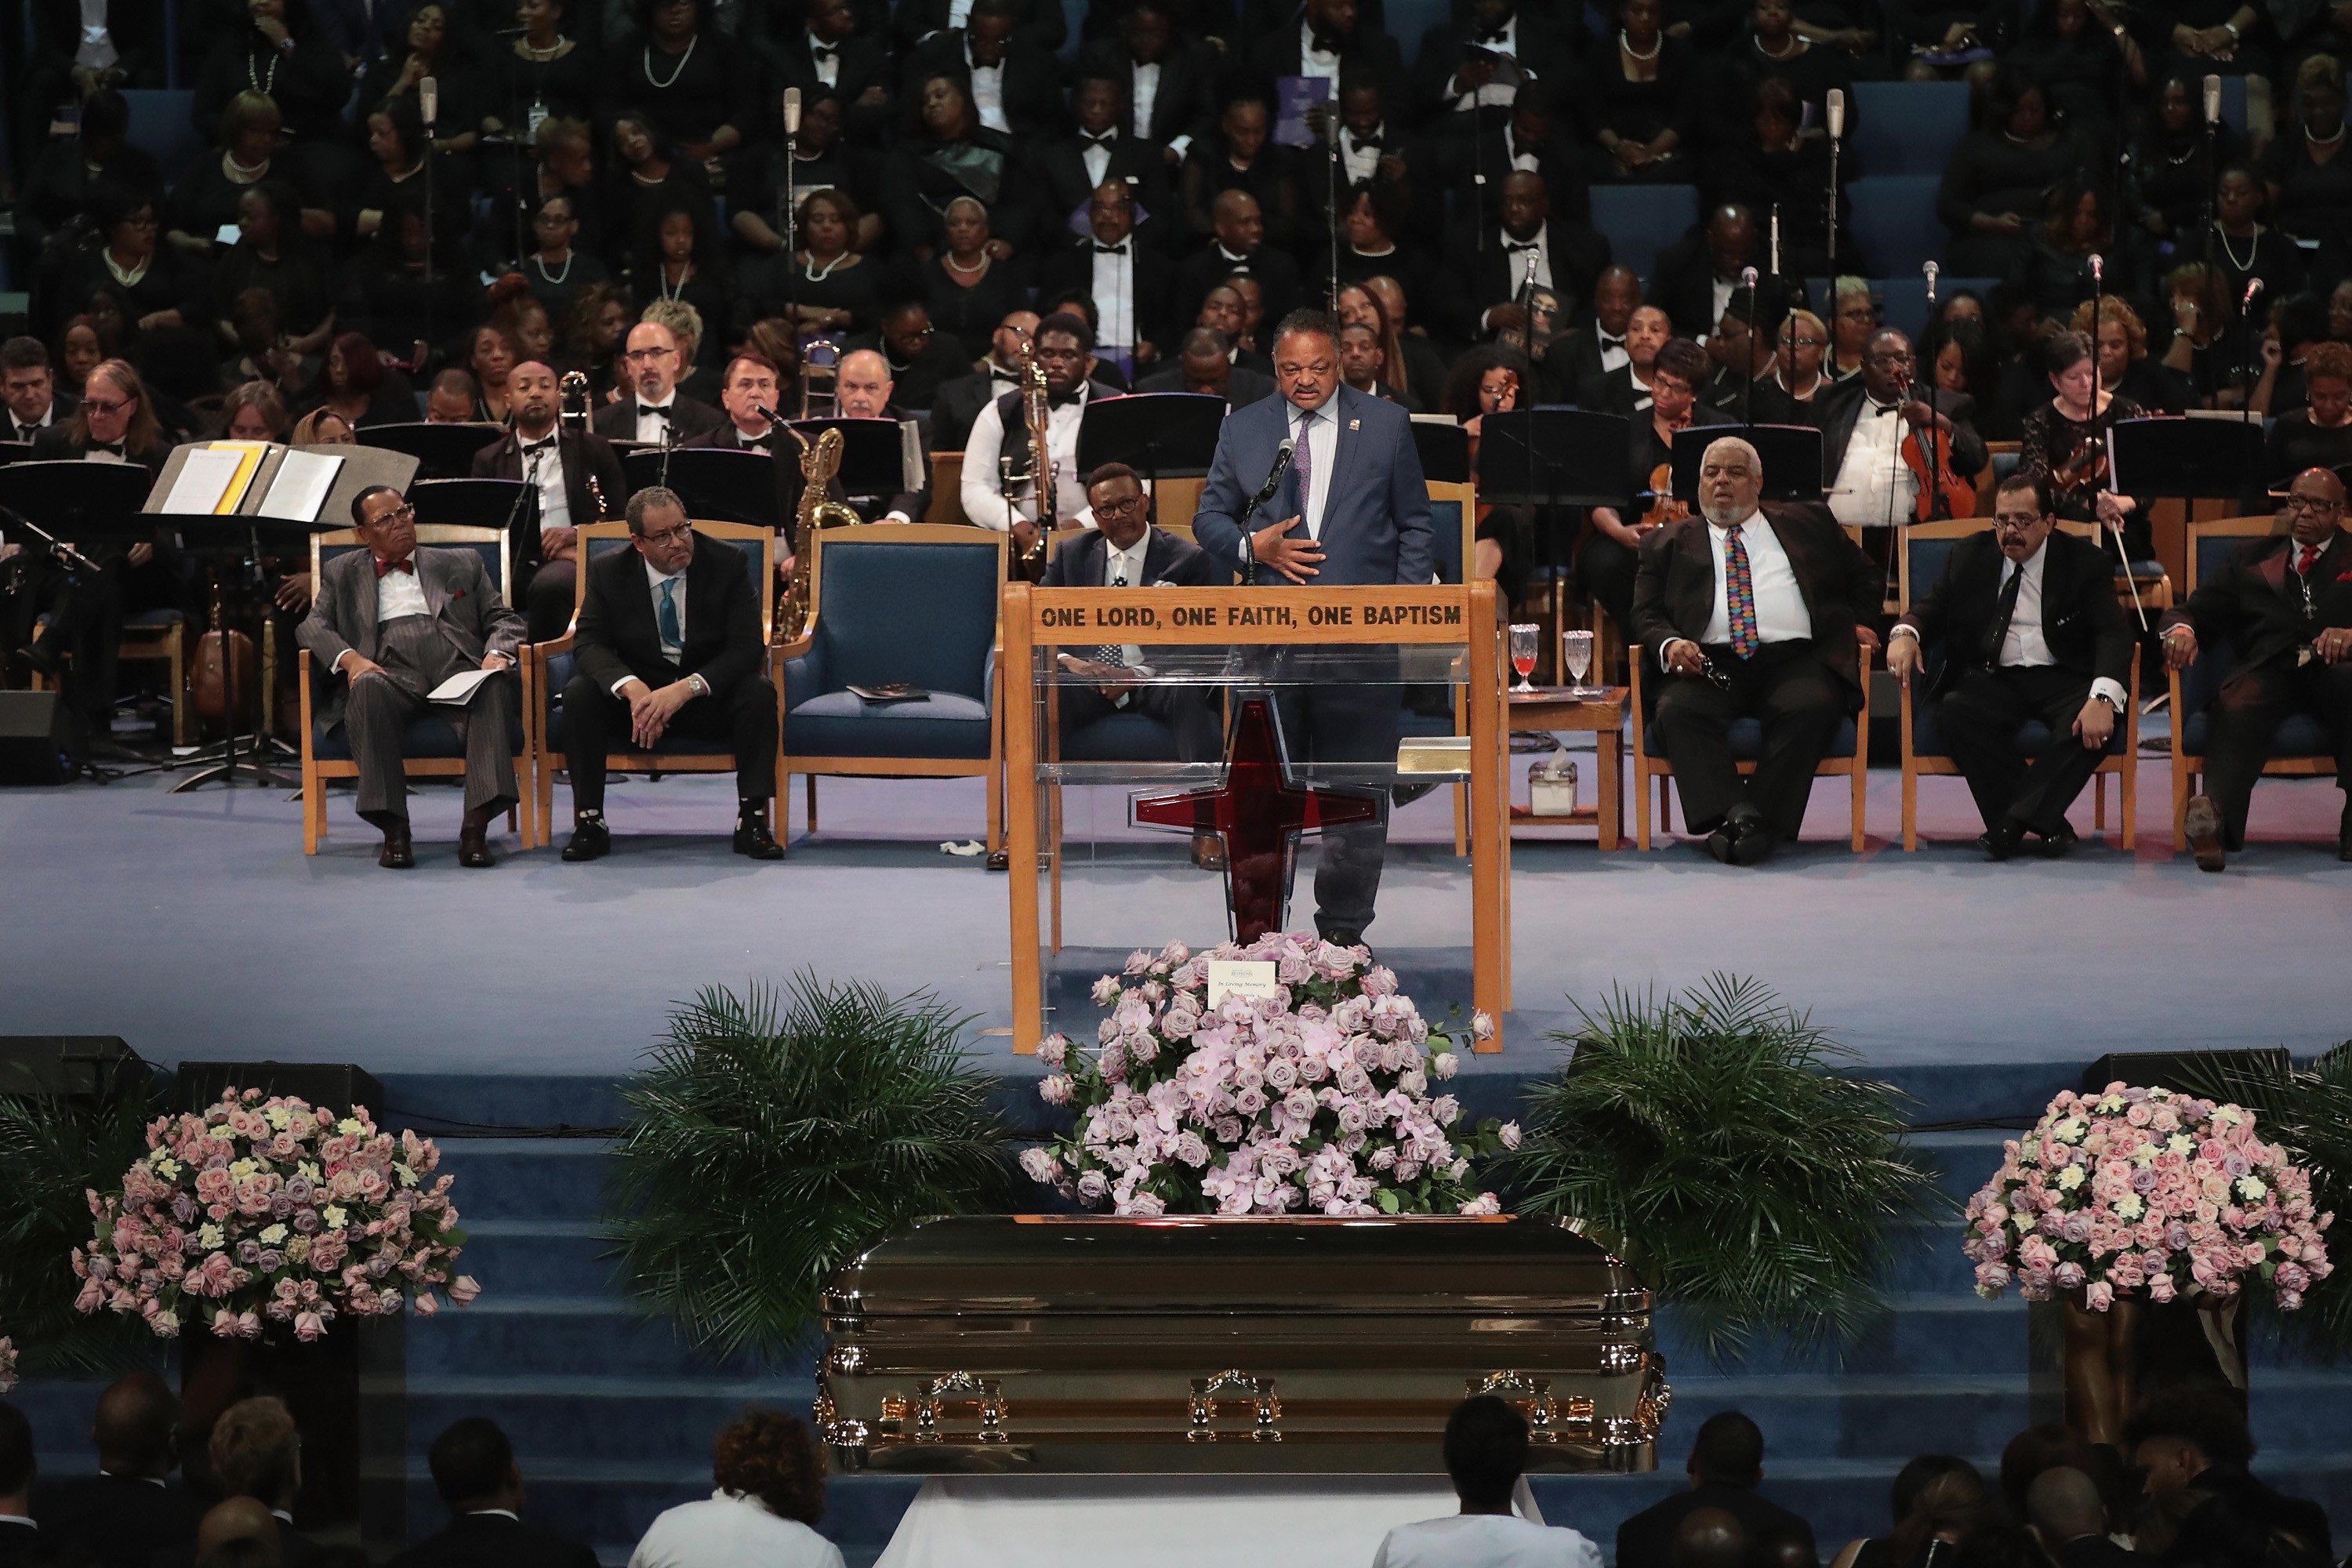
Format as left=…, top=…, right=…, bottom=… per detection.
left=2093, top=691, right=2123, bottom=712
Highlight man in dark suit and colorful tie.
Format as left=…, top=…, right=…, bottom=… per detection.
left=1193, top=308, right=1434, bottom=944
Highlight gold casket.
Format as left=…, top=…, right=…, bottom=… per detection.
left=815, top=1214, right=1668, bottom=1475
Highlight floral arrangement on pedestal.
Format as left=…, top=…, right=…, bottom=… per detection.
left=1020, top=934, right=1514, bottom=1217
left=72, top=1088, right=477, bottom=1342
left=1964, top=1082, right=2333, bottom=1310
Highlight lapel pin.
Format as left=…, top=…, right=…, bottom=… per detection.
left=1348, top=418, right=1360, bottom=430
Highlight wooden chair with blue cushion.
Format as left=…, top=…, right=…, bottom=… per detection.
left=2169, top=514, right=2334, bottom=851
left=780, top=523, right=1007, bottom=852
left=522, top=520, right=779, bottom=848
left=1628, top=637, right=1874, bottom=851
left=298, top=524, right=524, bottom=854
left=1895, top=519, right=2138, bottom=851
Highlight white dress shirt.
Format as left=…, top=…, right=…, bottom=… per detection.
left=1828, top=396, right=1918, bottom=529
left=966, top=40, right=1008, bottom=132
left=1288, top=400, right=1338, bottom=542
left=1451, top=13, right=1520, bottom=111
left=77, top=0, right=119, bottom=71
left=1502, top=227, right=1551, bottom=289
left=1710, top=274, right=1737, bottom=332
left=629, top=1490, right=845, bottom=1568
left=1373, top=1515, right=1603, bottom=1568
left=1080, top=127, right=1116, bottom=188
left=1595, top=331, right=1630, bottom=373
left=805, top=27, right=840, bottom=87
left=1693, top=510, right=1812, bottom=650
left=960, top=386, right=1094, bottom=527
left=9, top=403, right=59, bottom=442
left=520, top=436, right=573, bottom=532
left=634, top=390, right=681, bottom=446
left=1627, top=365, right=1653, bottom=412
left=1090, top=241, right=1135, bottom=353
left=375, top=556, right=430, bottom=622
left=1298, top=17, right=1341, bottom=86
left=1341, top=122, right=1385, bottom=183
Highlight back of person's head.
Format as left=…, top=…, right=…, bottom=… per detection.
left=197, top=1538, right=281, bottom=1568
left=1441, top=1395, right=1527, bottom=1512
left=1757, top=1528, right=1821, bottom=1568
left=1948, top=1519, right=2041, bottom=1568
left=712, top=1410, right=826, bottom=1526
left=0, top=1400, right=34, bottom=1497
left=2026, top=1466, right=2107, bottom=1546
left=93, top=1370, right=181, bottom=1476
left=427, top=1417, right=514, bottom=1511
left=209, top=1397, right=299, bottom=1507
left=1673, top=1507, right=1751, bottom=1568
left=1689, top=1410, right=1765, bottom=1487
left=2121, top=1387, right=2255, bottom=1468
left=196, top=1497, right=279, bottom=1564
left=1891, top=1461, right=1992, bottom=1566
left=2000, top=1422, right=2097, bottom=1519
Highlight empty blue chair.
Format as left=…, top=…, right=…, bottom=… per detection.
left=1844, top=178, right=1947, bottom=287
left=120, top=89, right=200, bottom=187
left=1588, top=184, right=1700, bottom=285
left=1851, top=82, right=1972, bottom=177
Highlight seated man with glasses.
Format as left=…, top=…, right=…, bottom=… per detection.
left=1043, top=463, right=1225, bottom=868
left=2165, top=466, right=2352, bottom=870
left=560, top=485, right=782, bottom=862
left=296, top=485, right=526, bottom=869
left=592, top=321, right=724, bottom=447
left=1889, top=474, right=2132, bottom=860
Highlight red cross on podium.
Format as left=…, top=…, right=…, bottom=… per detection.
left=1129, top=695, right=1384, bottom=943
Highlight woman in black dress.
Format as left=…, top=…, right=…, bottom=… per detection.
left=484, top=0, right=601, bottom=136
left=303, top=332, right=416, bottom=430
left=2020, top=329, right=2152, bottom=555
left=2010, top=0, right=2140, bottom=140
left=763, top=187, right=880, bottom=342
left=355, top=3, right=481, bottom=164
left=603, top=0, right=755, bottom=182
left=1179, top=90, right=1299, bottom=248
left=16, top=89, right=162, bottom=256
left=191, top=0, right=357, bottom=191
left=602, top=110, right=712, bottom=271
left=468, top=322, right=518, bottom=423
left=2262, top=339, right=2352, bottom=486
left=164, top=92, right=325, bottom=263
left=1937, top=68, right=2085, bottom=278
left=60, top=190, right=209, bottom=355
left=211, top=181, right=335, bottom=362
left=730, top=90, right=884, bottom=258
left=2073, top=296, right=2188, bottom=414
left=354, top=96, right=466, bottom=248
left=1580, top=0, right=1697, bottom=183
left=1708, top=78, right=1844, bottom=279
left=333, top=194, right=477, bottom=365
left=881, top=73, right=1039, bottom=260
left=2265, top=56, right=2352, bottom=252
left=2015, top=181, right=2148, bottom=321
left=921, top=196, right=1028, bottom=363
left=2130, top=71, right=2242, bottom=245
left=2206, top=162, right=2304, bottom=313
left=631, top=198, right=732, bottom=374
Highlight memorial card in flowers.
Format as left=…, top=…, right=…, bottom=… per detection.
left=1022, top=933, right=1518, bottom=1217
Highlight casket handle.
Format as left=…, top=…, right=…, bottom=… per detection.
left=1465, top=1371, right=1559, bottom=1443
left=913, top=1372, right=1011, bottom=1443
left=1187, top=1371, right=1281, bottom=1443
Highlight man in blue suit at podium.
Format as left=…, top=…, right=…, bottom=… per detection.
left=1194, top=309, right=1435, bottom=947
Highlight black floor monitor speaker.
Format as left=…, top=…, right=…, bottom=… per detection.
left=2080, top=1048, right=2293, bottom=1096
left=0, top=690, right=69, bottom=784
left=0, top=1035, right=151, bottom=1102
left=176, top=1061, right=387, bottom=1117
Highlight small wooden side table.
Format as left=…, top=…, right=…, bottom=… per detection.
left=1506, top=687, right=1628, bottom=851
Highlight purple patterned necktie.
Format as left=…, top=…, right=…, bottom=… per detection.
left=1291, top=408, right=1315, bottom=531
left=1723, top=521, right=1761, bottom=659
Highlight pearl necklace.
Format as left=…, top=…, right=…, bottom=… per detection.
left=2216, top=222, right=2258, bottom=271
left=224, top=150, right=269, bottom=182
left=517, top=33, right=568, bottom=60
left=1754, top=33, right=1800, bottom=59
left=534, top=251, right=573, bottom=286
left=802, top=251, right=847, bottom=281
left=246, top=47, right=279, bottom=96
left=1620, top=28, right=1661, bottom=60
left=643, top=34, right=695, bottom=89
left=942, top=251, right=988, bottom=275
left=2308, top=119, right=2346, bottom=150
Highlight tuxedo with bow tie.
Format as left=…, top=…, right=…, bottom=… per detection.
left=1439, top=216, right=1611, bottom=347
left=1172, top=243, right=1302, bottom=347
left=1038, top=233, right=1175, bottom=353
left=1448, top=114, right=1590, bottom=230
left=906, top=29, right=1069, bottom=139
left=1246, top=14, right=1411, bottom=129
left=470, top=426, right=626, bottom=641
left=759, top=28, right=897, bottom=143
left=1410, top=9, right=1577, bottom=127
left=1807, top=378, right=1987, bottom=502
left=1073, top=34, right=1217, bottom=147
left=1035, top=129, right=1175, bottom=250
left=1554, top=320, right=1627, bottom=408
left=893, top=0, right=1065, bottom=52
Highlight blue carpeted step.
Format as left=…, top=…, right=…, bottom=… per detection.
left=1653, top=1295, right=2025, bottom=1377
left=1657, top=1375, right=2031, bottom=1462
left=405, top=1376, right=815, bottom=1463
left=405, top=1298, right=811, bottom=1380
left=431, top=1139, right=615, bottom=1222
left=457, top=1220, right=622, bottom=1296
left=1878, top=1218, right=1984, bottom=1294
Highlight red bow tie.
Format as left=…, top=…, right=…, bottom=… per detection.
left=376, top=557, right=415, bottom=578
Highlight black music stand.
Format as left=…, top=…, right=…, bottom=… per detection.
left=623, top=447, right=778, bottom=527
left=786, top=417, right=906, bottom=498
left=359, top=422, right=503, bottom=480
left=1478, top=409, right=1628, bottom=670
left=1074, top=394, right=1227, bottom=492
left=2111, top=417, right=2263, bottom=508
left=411, top=477, right=531, bottom=529
left=1668, top=423, right=1826, bottom=503
left=0, top=441, right=35, bottom=466
left=1412, top=420, right=1471, bottom=485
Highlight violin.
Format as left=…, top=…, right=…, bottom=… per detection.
left=2049, top=432, right=2110, bottom=499
left=1898, top=394, right=1976, bottom=522
left=1641, top=462, right=1691, bottom=528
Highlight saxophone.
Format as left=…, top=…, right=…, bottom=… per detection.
left=1012, top=338, right=1054, bottom=583
left=781, top=423, right=861, bottom=638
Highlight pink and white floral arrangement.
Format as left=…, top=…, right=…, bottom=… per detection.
left=1020, top=933, right=1516, bottom=1217
left=1964, top=1082, right=2332, bottom=1310
left=0, top=1333, right=16, bottom=1394
left=72, top=1088, right=478, bottom=1342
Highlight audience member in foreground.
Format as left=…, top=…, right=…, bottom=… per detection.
left=388, top=1417, right=597, bottom=1568
left=204, top=1400, right=318, bottom=1567
left=1617, top=1410, right=1817, bottom=1568
left=33, top=1370, right=201, bottom=1568
left=0, top=1403, right=34, bottom=1568
left=627, top=1410, right=842, bottom=1568
left=1369, top=1395, right=1602, bottom=1568
left=2125, top=1388, right=2333, bottom=1568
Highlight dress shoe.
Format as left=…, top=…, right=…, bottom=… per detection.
left=1319, top=927, right=1368, bottom=953
left=378, top=826, right=416, bottom=869
left=1192, top=834, right=1227, bottom=872
left=2184, top=793, right=2226, bottom=873
left=1726, top=818, right=1778, bottom=866
left=732, top=819, right=784, bottom=859
left=561, top=819, right=612, bottom=861
left=13, top=640, right=58, bottom=678
left=1980, top=820, right=2027, bottom=862
left=457, top=825, right=495, bottom=869
left=2035, top=822, right=2078, bottom=859
left=985, top=849, right=1009, bottom=870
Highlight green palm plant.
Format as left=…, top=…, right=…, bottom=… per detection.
left=1506, top=974, right=1941, bottom=1362
left=0, top=1079, right=172, bottom=1375
left=606, top=976, right=1016, bottom=1357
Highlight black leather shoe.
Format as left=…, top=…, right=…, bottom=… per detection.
left=1319, top=927, right=1367, bottom=953
left=378, top=826, right=416, bottom=869
left=561, top=819, right=611, bottom=862
left=13, top=640, right=58, bottom=678
left=985, top=849, right=1009, bottom=870
left=457, top=825, right=495, bottom=869
left=1981, top=820, right=2026, bottom=862
left=2184, top=794, right=2226, bottom=872
left=1727, top=819, right=1778, bottom=866
left=2035, top=822, right=2078, bottom=858
left=1706, top=824, right=1740, bottom=864
left=732, top=819, right=784, bottom=859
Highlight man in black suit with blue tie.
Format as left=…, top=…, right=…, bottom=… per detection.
left=1195, top=308, right=1434, bottom=944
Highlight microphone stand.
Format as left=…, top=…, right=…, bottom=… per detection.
left=1325, top=107, right=1342, bottom=314
left=421, top=78, right=437, bottom=372
left=1237, top=440, right=1296, bottom=586
left=1825, top=90, right=1844, bottom=277
left=1925, top=260, right=1948, bottom=522
left=1738, top=267, right=1757, bottom=438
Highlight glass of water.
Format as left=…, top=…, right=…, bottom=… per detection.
left=1562, top=629, right=1596, bottom=698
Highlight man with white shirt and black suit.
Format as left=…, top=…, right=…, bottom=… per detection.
left=907, top=0, right=1068, bottom=141
left=561, top=485, right=782, bottom=861
left=297, top=485, right=526, bottom=869
left=32, top=1373, right=200, bottom=1568
left=473, top=361, right=628, bottom=643
left=1594, top=303, right=1674, bottom=419
left=1555, top=264, right=1639, bottom=408
left=591, top=323, right=724, bottom=449
left=1, top=338, right=75, bottom=444
left=1037, top=74, right=1174, bottom=251
left=387, top=1418, right=597, bottom=1568
left=1249, top=0, right=1412, bottom=132
left=1651, top=207, right=1762, bottom=368
left=760, top=0, right=895, bottom=145
left=1193, top=309, right=1433, bottom=945
left=1302, top=78, right=1430, bottom=259
left=961, top=313, right=1123, bottom=553
left=822, top=349, right=932, bottom=523
left=1440, top=171, right=1609, bottom=349
left=1888, top=474, right=2131, bottom=860
left=1411, top=0, right=1574, bottom=140
left=893, top=0, right=1065, bottom=53
left=1038, top=182, right=1174, bottom=372
left=1079, top=1, right=1214, bottom=158
left=1373, top=1397, right=1602, bottom=1568
left=1632, top=435, right=1879, bottom=865
left=931, top=308, right=1037, bottom=450
left=1134, top=328, right=1279, bottom=409
left=1172, top=191, right=1302, bottom=343
left=0, top=1403, right=36, bottom=1568
left=1810, top=328, right=1986, bottom=532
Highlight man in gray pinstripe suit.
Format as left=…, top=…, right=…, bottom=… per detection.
left=297, top=485, right=525, bottom=870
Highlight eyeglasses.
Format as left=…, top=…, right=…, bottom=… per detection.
left=1093, top=493, right=1145, bottom=517
left=81, top=397, right=133, bottom=416
left=623, top=347, right=676, bottom=362
left=638, top=521, right=695, bottom=545
left=1992, top=512, right=2045, bottom=531
left=1786, top=335, right=1825, bottom=348
left=2286, top=495, right=2343, bottom=513
left=369, top=503, right=417, bottom=527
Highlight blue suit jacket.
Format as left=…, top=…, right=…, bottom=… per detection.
left=1192, top=383, right=1434, bottom=587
